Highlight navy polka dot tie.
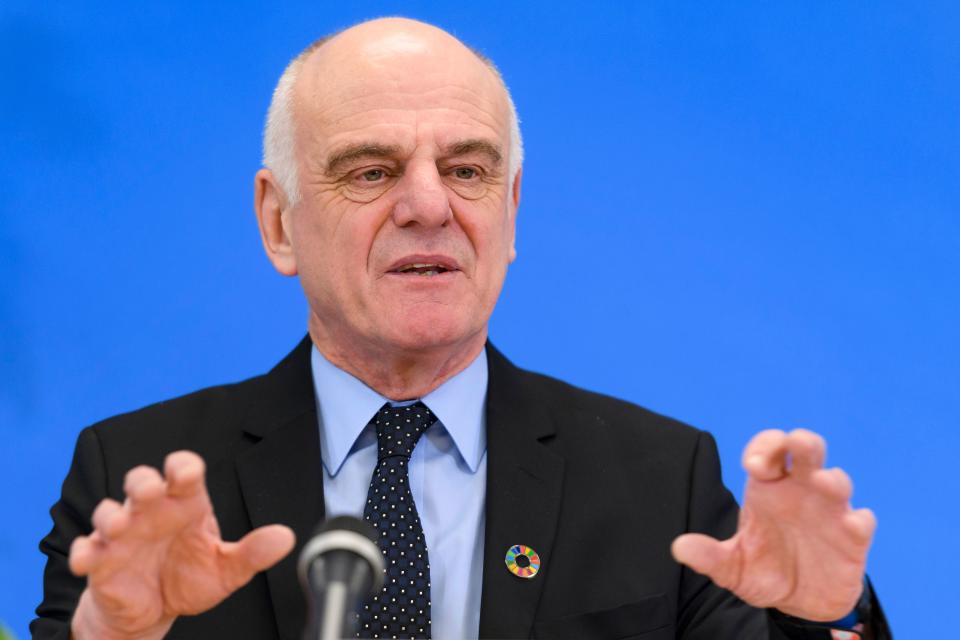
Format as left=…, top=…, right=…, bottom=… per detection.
left=357, top=402, right=435, bottom=639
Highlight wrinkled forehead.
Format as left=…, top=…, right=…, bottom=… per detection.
left=293, top=30, right=510, bottom=149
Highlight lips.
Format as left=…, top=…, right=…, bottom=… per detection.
left=387, top=255, right=461, bottom=276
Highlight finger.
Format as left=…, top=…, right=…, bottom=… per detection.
left=844, top=508, right=877, bottom=545
left=124, top=465, right=166, bottom=510
left=810, top=467, right=853, bottom=503
left=165, top=451, right=206, bottom=498
left=742, top=430, right=788, bottom=481
left=220, top=524, right=296, bottom=592
left=69, top=535, right=97, bottom=576
left=671, top=533, right=740, bottom=591
left=786, top=429, right=826, bottom=476
left=91, top=498, right=130, bottom=540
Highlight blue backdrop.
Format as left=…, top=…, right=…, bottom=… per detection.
left=2, top=2, right=958, bottom=637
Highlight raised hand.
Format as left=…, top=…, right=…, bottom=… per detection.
left=671, top=429, right=876, bottom=621
left=68, top=451, right=295, bottom=640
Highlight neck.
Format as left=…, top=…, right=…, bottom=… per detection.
left=308, top=314, right=487, bottom=400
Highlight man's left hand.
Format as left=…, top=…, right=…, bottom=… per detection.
left=671, top=429, right=876, bottom=621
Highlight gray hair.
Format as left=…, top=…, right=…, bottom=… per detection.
left=262, top=34, right=523, bottom=206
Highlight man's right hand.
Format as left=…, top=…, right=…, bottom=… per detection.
left=68, top=451, right=295, bottom=640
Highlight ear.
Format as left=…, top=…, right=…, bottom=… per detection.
left=254, top=168, right=298, bottom=276
left=508, top=167, right=522, bottom=263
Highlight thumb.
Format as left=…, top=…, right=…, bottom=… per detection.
left=221, top=524, right=296, bottom=591
left=671, top=533, right=740, bottom=590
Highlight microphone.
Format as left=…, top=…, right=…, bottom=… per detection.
left=298, top=515, right=385, bottom=640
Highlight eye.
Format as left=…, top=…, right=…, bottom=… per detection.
left=360, top=168, right=386, bottom=182
left=453, top=166, right=478, bottom=180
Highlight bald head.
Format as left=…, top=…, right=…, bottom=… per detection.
left=262, top=18, right=522, bottom=205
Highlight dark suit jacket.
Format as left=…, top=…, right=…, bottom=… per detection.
left=33, top=337, right=890, bottom=639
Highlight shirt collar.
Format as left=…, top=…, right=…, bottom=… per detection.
left=311, top=345, right=488, bottom=477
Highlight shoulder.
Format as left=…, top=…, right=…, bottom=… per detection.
left=80, top=337, right=315, bottom=487
left=487, top=344, right=708, bottom=459
left=82, top=375, right=265, bottom=476
left=487, top=346, right=737, bottom=545
left=89, top=376, right=258, bottom=437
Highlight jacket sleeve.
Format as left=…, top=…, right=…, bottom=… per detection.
left=678, top=431, right=892, bottom=640
left=31, top=427, right=108, bottom=640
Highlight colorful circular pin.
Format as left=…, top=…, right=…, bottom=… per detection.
left=505, top=544, right=541, bottom=579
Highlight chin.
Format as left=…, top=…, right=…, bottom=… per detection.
left=379, top=310, right=482, bottom=354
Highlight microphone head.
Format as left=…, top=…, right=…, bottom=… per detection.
left=297, top=515, right=385, bottom=595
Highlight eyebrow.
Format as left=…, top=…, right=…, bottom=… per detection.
left=444, top=139, right=503, bottom=167
left=325, top=143, right=402, bottom=176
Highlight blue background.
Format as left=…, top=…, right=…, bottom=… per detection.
left=2, top=2, right=958, bottom=637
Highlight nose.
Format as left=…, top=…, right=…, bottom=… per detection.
left=391, top=160, right=453, bottom=228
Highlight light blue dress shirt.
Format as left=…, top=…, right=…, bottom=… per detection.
left=311, top=346, right=488, bottom=640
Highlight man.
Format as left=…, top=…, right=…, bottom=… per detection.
left=33, top=17, right=889, bottom=640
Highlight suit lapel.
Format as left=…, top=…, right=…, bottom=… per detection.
left=479, top=345, right=566, bottom=639
left=235, top=336, right=325, bottom=640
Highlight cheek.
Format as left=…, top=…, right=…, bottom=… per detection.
left=295, top=199, right=382, bottom=270
left=460, top=201, right=514, bottom=267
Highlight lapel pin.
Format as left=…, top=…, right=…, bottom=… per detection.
left=829, top=631, right=862, bottom=640
left=505, top=544, right=541, bottom=579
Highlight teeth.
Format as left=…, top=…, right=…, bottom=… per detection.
left=397, top=263, right=448, bottom=273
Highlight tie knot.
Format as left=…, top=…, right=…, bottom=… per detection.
left=371, top=401, right=435, bottom=460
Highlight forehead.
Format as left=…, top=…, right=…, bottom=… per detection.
left=293, top=31, right=510, bottom=155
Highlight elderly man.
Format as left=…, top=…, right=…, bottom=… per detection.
left=33, top=17, right=888, bottom=640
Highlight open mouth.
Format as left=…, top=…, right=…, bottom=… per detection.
left=391, top=263, right=454, bottom=276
